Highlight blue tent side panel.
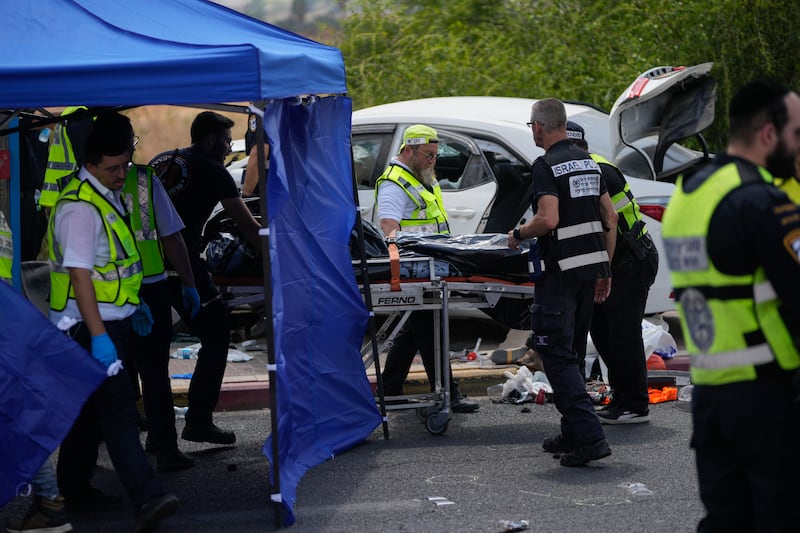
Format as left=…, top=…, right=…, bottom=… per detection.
left=0, top=282, right=107, bottom=506
left=261, top=96, right=381, bottom=526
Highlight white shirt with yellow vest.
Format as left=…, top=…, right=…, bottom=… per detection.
left=50, top=168, right=139, bottom=325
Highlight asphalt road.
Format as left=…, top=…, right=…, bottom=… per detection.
left=1, top=396, right=702, bottom=532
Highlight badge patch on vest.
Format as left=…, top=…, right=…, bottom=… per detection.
left=568, top=174, right=600, bottom=198
left=680, top=288, right=714, bottom=352
left=783, top=228, right=800, bottom=265
left=150, top=151, right=191, bottom=197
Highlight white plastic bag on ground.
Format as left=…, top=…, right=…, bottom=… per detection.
left=641, top=319, right=678, bottom=359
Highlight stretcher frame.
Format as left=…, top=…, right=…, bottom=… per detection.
left=214, top=255, right=534, bottom=435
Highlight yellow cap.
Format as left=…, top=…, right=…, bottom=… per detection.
left=399, top=124, right=438, bottom=151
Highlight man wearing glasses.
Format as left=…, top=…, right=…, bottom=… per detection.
left=374, top=124, right=479, bottom=413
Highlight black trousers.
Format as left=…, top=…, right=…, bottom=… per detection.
left=530, top=270, right=605, bottom=448
left=693, top=373, right=800, bottom=531
left=167, top=268, right=229, bottom=426
left=57, top=318, right=163, bottom=506
left=130, top=280, right=178, bottom=452
left=381, top=310, right=459, bottom=397
left=588, top=247, right=658, bottom=412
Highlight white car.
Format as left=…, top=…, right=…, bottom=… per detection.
left=227, top=63, right=716, bottom=314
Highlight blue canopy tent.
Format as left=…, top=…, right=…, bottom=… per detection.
left=0, top=0, right=380, bottom=526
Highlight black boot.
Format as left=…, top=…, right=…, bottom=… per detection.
left=450, top=383, right=479, bottom=413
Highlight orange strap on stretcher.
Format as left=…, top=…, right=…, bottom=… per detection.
left=388, top=242, right=401, bottom=291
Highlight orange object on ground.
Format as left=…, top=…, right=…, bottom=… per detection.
left=647, top=353, right=666, bottom=370
left=648, top=386, right=678, bottom=404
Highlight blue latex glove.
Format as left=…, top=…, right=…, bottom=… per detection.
left=131, top=302, right=154, bottom=336
left=91, top=333, right=117, bottom=369
left=181, top=286, right=201, bottom=319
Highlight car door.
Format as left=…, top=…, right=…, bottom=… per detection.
left=353, top=126, right=497, bottom=235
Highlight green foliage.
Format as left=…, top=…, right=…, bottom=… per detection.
left=337, top=0, right=800, bottom=152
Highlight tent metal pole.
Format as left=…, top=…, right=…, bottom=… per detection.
left=349, top=148, right=390, bottom=440
left=253, top=102, right=283, bottom=528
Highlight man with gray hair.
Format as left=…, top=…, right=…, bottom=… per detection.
left=508, top=99, right=617, bottom=466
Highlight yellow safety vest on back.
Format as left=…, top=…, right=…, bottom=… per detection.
left=39, top=106, right=89, bottom=208
left=662, top=161, right=800, bottom=385
left=590, top=153, right=647, bottom=237
left=774, top=176, right=800, bottom=205
left=375, top=164, right=450, bottom=234
left=123, top=165, right=165, bottom=277
left=48, top=178, right=143, bottom=311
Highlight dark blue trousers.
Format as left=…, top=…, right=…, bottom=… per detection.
left=589, top=247, right=658, bottom=412
left=57, top=318, right=163, bottom=506
left=693, top=373, right=800, bottom=531
left=530, top=270, right=606, bottom=448
left=167, top=268, right=229, bottom=426
left=130, top=280, right=178, bottom=452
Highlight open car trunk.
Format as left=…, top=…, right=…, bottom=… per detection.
left=608, top=63, right=717, bottom=182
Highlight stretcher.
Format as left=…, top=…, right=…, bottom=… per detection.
left=213, top=253, right=535, bottom=435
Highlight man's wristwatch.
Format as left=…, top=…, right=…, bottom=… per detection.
left=513, top=228, right=522, bottom=241
left=385, top=236, right=396, bottom=246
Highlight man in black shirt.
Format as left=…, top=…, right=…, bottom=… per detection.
left=508, top=99, right=617, bottom=466
left=152, top=111, right=260, bottom=445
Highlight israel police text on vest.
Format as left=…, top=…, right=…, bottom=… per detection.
left=539, top=143, right=610, bottom=278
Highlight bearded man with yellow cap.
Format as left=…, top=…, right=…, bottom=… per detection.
left=374, top=124, right=479, bottom=413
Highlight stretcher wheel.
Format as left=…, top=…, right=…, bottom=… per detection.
left=425, top=412, right=449, bottom=435
left=416, top=407, right=429, bottom=423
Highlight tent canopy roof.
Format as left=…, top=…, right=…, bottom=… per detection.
left=0, top=0, right=346, bottom=109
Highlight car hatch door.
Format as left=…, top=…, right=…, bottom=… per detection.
left=608, top=63, right=716, bottom=179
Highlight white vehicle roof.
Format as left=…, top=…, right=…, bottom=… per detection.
left=353, top=96, right=615, bottom=164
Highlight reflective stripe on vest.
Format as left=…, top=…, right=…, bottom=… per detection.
left=375, top=164, right=450, bottom=234
left=123, top=165, right=164, bottom=277
left=48, top=178, right=142, bottom=311
left=662, top=161, right=800, bottom=385
left=556, top=220, right=603, bottom=240
left=557, top=249, right=609, bottom=272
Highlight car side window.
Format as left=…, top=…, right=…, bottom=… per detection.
left=435, top=136, right=493, bottom=191
left=353, top=132, right=393, bottom=189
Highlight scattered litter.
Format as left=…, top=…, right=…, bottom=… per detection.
left=173, top=406, right=188, bottom=419
left=642, top=319, right=678, bottom=359
left=586, top=380, right=611, bottom=405
left=171, top=344, right=199, bottom=359
left=619, top=482, right=654, bottom=499
left=171, top=343, right=253, bottom=362
left=489, top=366, right=553, bottom=404
left=497, top=519, right=529, bottom=532
left=171, top=373, right=193, bottom=379
left=427, top=496, right=454, bottom=506
left=226, top=349, right=253, bottom=362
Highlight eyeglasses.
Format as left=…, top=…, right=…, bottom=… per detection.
left=416, top=148, right=437, bottom=161
left=102, top=161, right=133, bottom=175
left=132, top=135, right=140, bottom=147
left=526, top=121, right=539, bottom=128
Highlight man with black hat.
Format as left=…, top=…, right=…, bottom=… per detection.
left=374, top=124, right=479, bottom=413
left=566, top=120, right=658, bottom=424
